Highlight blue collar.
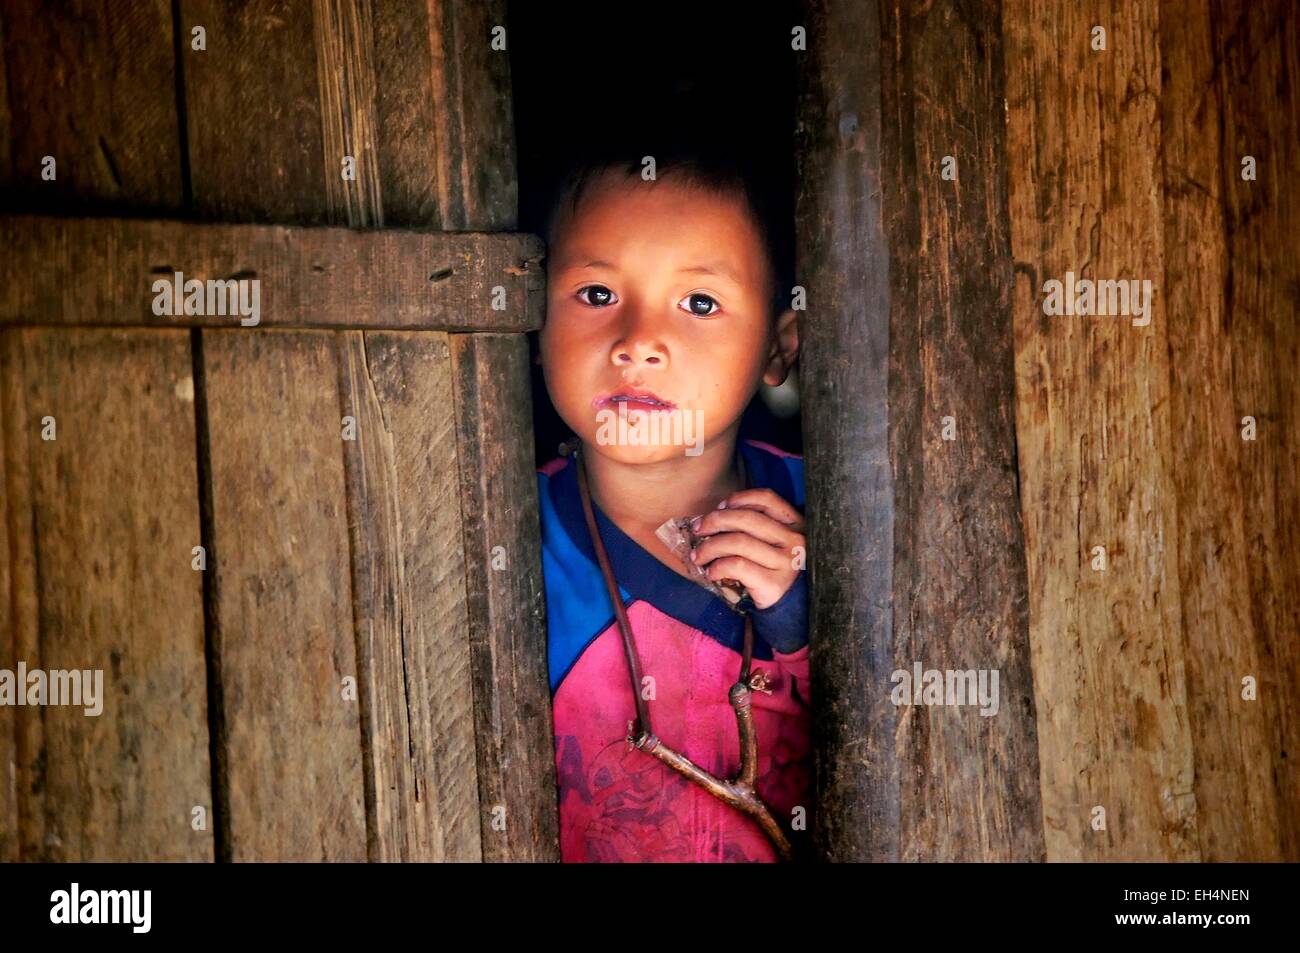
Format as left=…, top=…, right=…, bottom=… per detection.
left=547, top=440, right=795, bottom=658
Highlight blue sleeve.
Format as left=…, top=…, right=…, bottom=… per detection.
left=749, top=569, right=808, bottom=654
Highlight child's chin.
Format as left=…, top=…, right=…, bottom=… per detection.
left=587, top=442, right=700, bottom=465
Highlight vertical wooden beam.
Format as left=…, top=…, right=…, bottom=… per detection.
left=1160, top=0, right=1282, bottom=861
left=450, top=330, right=555, bottom=861
left=404, top=0, right=558, bottom=862
left=1005, top=0, right=1199, bottom=860
left=794, top=0, right=899, bottom=863
left=0, top=0, right=212, bottom=861
left=182, top=0, right=369, bottom=860
left=313, top=0, right=485, bottom=863
left=343, top=0, right=555, bottom=861
left=879, top=0, right=1043, bottom=862
left=336, top=329, right=482, bottom=861
left=797, top=0, right=1043, bottom=860
left=1208, top=0, right=1300, bottom=859
left=198, top=328, right=367, bottom=861
left=0, top=326, right=23, bottom=862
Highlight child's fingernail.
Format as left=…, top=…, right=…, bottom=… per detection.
left=690, top=550, right=700, bottom=562
left=691, top=516, right=702, bottom=531
left=717, top=500, right=727, bottom=509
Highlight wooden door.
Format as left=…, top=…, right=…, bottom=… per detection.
left=0, top=0, right=558, bottom=862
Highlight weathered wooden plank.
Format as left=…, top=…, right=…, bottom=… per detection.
left=401, top=0, right=559, bottom=861
left=181, top=0, right=328, bottom=225
left=199, top=329, right=366, bottom=860
left=311, top=0, right=488, bottom=862
left=371, top=0, right=517, bottom=231
left=0, top=11, right=13, bottom=190
left=797, top=0, right=1042, bottom=862
left=313, top=0, right=384, bottom=228
left=451, top=332, right=556, bottom=860
left=878, top=0, right=1043, bottom=862
left=0, top=0, right=212, bottom=862
left=794, top=0, right=900, bottom=863
left=1160, top=0, right=1282, bottom=861
left=181, top=0, right=548, bottom=861
left=0, top=215, right=544, bottom=332
left=182, top=0, right=368, bottom=861
left=0, top=328, right=212, bottom=861
left=0, top=0, right=183, bottom=213
left=0, top=331, right=39, bottom=862
left=338, top=330, right=484, bottom=861
left=1210, top=0, right=1300, bottom=860
left=1005, top=0, right=1199, bottom=860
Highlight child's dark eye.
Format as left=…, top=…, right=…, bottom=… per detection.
left=679, top=292, right=720, bottom=317
left=576, top=285, right=617, bottom=307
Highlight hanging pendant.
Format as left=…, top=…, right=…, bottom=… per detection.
left=571, top=442, right=795, bottom=862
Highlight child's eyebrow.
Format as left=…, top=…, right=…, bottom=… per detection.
left=677, top=262, right=744, bottom=285
left=553, top=257, right=615, bottom=271
left=552, top=257, right=745, bottom=286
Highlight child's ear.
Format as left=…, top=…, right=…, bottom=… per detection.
left=761, top=308, right=800, bottom=387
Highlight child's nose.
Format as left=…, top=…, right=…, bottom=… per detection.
left=611, top=309, right=667, bottom=367
left=614, top=344, right=664, bottom=367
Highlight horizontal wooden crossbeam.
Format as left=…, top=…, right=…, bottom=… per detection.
left=0, top=215, right=545, bottom=332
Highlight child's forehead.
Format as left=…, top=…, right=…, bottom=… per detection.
left=551, top=175, right=765, bottom=271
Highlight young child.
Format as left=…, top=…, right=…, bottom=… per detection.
left=535, top=148, right=809, bottom=862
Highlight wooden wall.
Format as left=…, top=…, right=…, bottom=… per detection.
left=0, top=0, right=557, bottom=862
left=801, top=0, right=1297, bottom=861
left=798, top=0, right=1043, bottom=862
left=1, top=0, right=1294, bottom=863
left=0, top=1, right=208, bottom=863
left=1006, top=0, right=1298, bottom=861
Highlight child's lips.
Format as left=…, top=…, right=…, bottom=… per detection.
left=593, top=389, right=677, bottom=411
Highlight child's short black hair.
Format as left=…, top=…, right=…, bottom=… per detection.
left=544, top=140, right=793, bottom=323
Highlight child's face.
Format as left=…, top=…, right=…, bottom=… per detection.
left=540, top=173, right=779, bottom=464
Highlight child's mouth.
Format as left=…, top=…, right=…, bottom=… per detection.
left=594, top=389, right=677, bottom=412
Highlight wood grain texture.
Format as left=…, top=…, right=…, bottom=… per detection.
left=0, top=0, right=212, bottom=862
left=347, top=0, right=558, bottom=861
left=0, top=328, right=212, bottom=861
left=0, top=1, right=183, bottom=214
left=317, top=0, right=550, bottom=860
left=0, top=214, right=545, bottom=332
left=412, top=0, right=559, bottom=862
left=200, top=329, right=366, bottom=860
left=0, top=11, right=13, bottom=189
left=183, top=0, right=369, bottom=860
left=314, top=0, right=490, bottom=861
left=338, top=330, right=484, bottom=861
left=797, top=0, right=1043, bottom=862
left=372, top=0, right=517, bottom=231
left=0, top=331, right=39, bottom=862
left=451, top=332, right=557, bottom=861
left=182, top=0, right=553, bottom=861
left=181, top=0, right=329, bottom=224
left=879, top=0, right=1043, bottom=862
left=794, top=0, right=900, bottom=862
left=1005, top=0, right=1199, bottom=860
left=313, top=0, right=385, bottom=227
left=1208, top=0, right=1300, bottom=859
left=1160, top=0, right=1283, bottom=861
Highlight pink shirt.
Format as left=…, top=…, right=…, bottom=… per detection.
left=539, top=439, right=811, bottom=862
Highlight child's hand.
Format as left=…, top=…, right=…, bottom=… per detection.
left=689, top=488, right=806, bottom=611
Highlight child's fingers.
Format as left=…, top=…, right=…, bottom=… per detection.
left=700, top=556, right=789, bottom=610
left=717, top=488, right=804, bottom=529
left=693, top=506, right=799, bottom=548
left=701, top=555, right=768, bottom=590
left=692, top=531, right=787, bottom=572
